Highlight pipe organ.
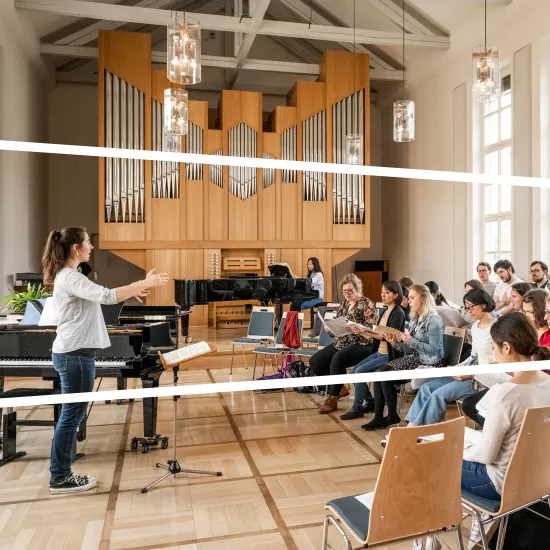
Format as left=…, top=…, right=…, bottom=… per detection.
left=99, top=31, right=371, bottom=316
left=104, top=71, right=145, bottom=223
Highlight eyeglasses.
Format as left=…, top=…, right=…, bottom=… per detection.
left=530, top=269, right=544, bottom=274
left=477, top=269, right=489, bottom=273
left=464, top=304, right=478, bottom=312
left=342, top=288, right=355, bottom=294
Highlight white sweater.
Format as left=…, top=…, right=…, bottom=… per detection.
left=470, top=321, right=495, bottom=364
left=52, top=268, right=118, bottom=353
left=463, top=378, right=550, bottom=493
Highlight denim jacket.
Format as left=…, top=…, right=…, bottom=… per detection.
left=392, top=313, right=444, bottom=365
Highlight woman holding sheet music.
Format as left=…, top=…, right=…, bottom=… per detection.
left=361, top=284, right=445, bottom=431
left=310, top=273, right=378, bottom=414
left=461, top=312, right=550, bottom=504
left=42, top=227, right=169, bottom=495
left=405, top=288, right=496, bottom=428
left=339, top=281, right=405, bottom=420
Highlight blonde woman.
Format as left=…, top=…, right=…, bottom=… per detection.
left=362, top=284, right=445, bottom=430
left=310, top=274, right=378, bottom=414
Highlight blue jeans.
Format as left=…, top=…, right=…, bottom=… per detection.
left=301, top=298, right=323, bottom=310
left=405, top=376, right=474, bottom=425
left=50, top=353, right=95, bottom=484
left=351, top=352, right=389, bottom=406
left=462, top=460, right=501, bottom=501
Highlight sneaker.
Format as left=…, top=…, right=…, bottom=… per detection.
left=49, top=472, right=96, bottom=495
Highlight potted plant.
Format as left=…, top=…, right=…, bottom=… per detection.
left=2, top=283, right=52, bottom=314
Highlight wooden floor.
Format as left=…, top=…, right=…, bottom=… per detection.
left=0, top=327, right=470, bottom=550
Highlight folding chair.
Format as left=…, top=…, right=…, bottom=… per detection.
left=252, top=311, right=304, bottom=380
left=295, top=329, right=336, bottom=359
left=323, top=417, right=466, bottom=549
left=229, top=306, right=275, bottom=375
left=461, top=405, right=550, bottom=550
left=302, top=310, right=337, bottom=347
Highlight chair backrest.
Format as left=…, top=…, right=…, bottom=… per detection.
left=367, top=417, right=465, bottom=545
left=442, top=333, right=464, bottom=366
left=275, top=311, right=304, bottom=347
left=499, top=405, right=550, bottom=513
left=247, top=306, right=275, bottom=340
left=444, top=326, right=467, bottom=339
left=318, top=328, right=336, bottom=348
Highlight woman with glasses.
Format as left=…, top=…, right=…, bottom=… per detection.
left=361, top=284, right=445, bottom=431
left=309, top=273, right=378, bottom=414
left=405, top=288, right=495, bottom=427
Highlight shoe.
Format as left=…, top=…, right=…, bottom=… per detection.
left=383, top=415, right=401, bottom=427
left=340, top=406, right=364, bottom=420
left=361, top=418, right=387, bottom=431
left=319, top=395, right=338, bottom=414
left=361, top=399, right=375, bottom=413
left=380, top=438, right=388, bottom=448
left=337, top=386, right=349, bottom=400
left=49, top=472, right=97, bottom=495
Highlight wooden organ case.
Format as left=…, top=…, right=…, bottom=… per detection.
left=99, top=31, right=371, bottom=325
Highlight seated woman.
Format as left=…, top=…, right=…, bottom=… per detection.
left=361, top=284, right=445, bottom=431
left=340, top=281, right=406, bottom=420
left=425, top=280, right=460, bottom=309
left=461, top=312, right=550, bottom=505
left=301, top=257, right=324, bottom=311
left=507, top=281, right=533, bottom=313
left=522, top=289, right=550, bottom=347
left=400, top=286, right=410, bottom=321
left=309, top=274, right=378, bottom=414
left=405, top=288, right=495, bottom=427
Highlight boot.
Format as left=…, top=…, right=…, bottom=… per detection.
left=337, top=385, right=350, bottom=400
left=318, top=395, right=338, bottom=414
left=362, top=398, right=375, bottom=413
left=340, top=406, right=364, bottom=420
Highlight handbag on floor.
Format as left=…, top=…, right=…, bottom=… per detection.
left=287, top=360, right=320, bottom=394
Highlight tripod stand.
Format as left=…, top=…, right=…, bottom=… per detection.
left=141, top=365, right=222, bottom=493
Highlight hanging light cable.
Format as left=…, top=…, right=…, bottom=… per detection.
left=393, top=0, right=415, bottom=142
left=345, top=0, right=363, bottom=165
left=167, top=0, right=201, bottom=85
left=472, top=0, right=500, bottom=103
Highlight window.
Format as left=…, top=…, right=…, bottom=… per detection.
left=482, top=73, right=512, bottom=268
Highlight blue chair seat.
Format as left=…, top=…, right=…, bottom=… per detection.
left=302, top=336, right=319, bottom=344
left=253, top=346, right=291, bottom=354
left=461, top=489, right=501, bottom=513
left=326, top=495, right=370, bottom=542
left=295, top=349, right=317, bottom=357
left=232, top=337, right=271, bottom=344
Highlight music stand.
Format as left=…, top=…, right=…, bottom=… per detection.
left=141, top=342, right=222, bottom=494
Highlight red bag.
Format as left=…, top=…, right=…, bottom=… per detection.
left=282, top=311, right=301, bottom=348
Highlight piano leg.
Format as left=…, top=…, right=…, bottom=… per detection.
left=1, top=410, right=27, bottom=466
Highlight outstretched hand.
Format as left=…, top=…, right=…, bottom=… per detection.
left=145, top=269, right=169, bottom=288
left=134, top=288, right=151, bottom=303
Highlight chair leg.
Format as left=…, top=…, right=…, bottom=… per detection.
left=494, top=515, right=508, bottom=550
left=241, top=345, right=248, bottom=370
left=230, top=344, right=235, bottom=377
left=456, top=524, right=465, bottom=550
left=322, top=515, right=353, bottom=550
left=474, top=509, right=491, bottom=550
left=252, top=354, right=258, bottom=380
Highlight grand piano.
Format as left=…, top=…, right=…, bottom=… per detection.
left=0, top=319, right=174, bottom=462
left=175, top=264, right=320, bottom=321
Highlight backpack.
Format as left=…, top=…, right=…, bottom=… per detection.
left=287, top=360, right=320, bottom=394
left=282, top=311, right=301, bottom=349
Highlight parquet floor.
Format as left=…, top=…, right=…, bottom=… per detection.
left=0, top=328, right=470, bottom=550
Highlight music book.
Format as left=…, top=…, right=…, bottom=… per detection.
left=372, top=325, right=403, bottom=339
left=158, top=341, right=217, bottom=369
left=318, top=313, right=374, bottom=337
left=474, top=372, right=511, bottom=389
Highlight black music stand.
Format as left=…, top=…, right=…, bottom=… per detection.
left=141, top=344, right=222, bottom=493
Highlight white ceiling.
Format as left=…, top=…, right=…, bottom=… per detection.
left=14, top=0, right=514, bottom=98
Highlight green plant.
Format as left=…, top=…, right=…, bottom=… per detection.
left=2, top=283, right=52, bottom=314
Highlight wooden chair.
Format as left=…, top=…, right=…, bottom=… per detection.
left=461, top=405, right=550, bottom=550
left=323, top=417, right=466, bottom=549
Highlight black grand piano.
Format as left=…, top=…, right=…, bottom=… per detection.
left=0, top=314, right=176, bottom=464
left=175, top=264, right=320, bottom=322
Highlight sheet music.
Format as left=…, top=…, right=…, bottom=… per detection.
left=318, top=314, right=373, bottom=337
left=419, top=427, right=481, bottom=449
left=354, top=491, right=374, bottom=510
left=162, top=341, right=211, bottom=365
left=474, top=372, right=511, bottom=389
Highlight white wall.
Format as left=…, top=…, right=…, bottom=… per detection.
left=0, top=6, right=51, bottom=303
left=380, top=0, right=550, bottom=302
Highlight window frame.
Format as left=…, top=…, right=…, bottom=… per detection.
left=481, top=71, right=513, bottom=267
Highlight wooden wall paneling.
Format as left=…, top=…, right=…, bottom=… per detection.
left=279, top=249, right=302, bottom=278
left=183, top=100, right=208, bottom=241
left=146, top=249, right=179, bottom=305
left=98, top=30, right=151, bottom=244
left=180, top=249, right=208, bottom=325
left=109, top=250, right=146, bottom=270
left=203, top=248, right=222, bottom=279
left=260, top=132, right=278, bottom=241
left=221, top=91, right=262, bottom=241
left=204, top=129, right=226, bottom=240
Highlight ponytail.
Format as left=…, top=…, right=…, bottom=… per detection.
left=534, top=345, right=550, bottom=362
left=42, top=227, right=87, bottom=284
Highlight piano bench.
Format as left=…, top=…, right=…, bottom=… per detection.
left=1, top=388, right=84, bottom=467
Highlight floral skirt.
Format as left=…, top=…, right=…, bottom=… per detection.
left=388, top=352, right=444, bottom=371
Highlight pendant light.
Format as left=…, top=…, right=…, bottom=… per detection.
left=472, top=0, right=500, bottom=103
left=345, top=0, right=363, bottom=165
left=167, top=0, right=201, bottom=85
left=164, top=87, right=188, bottom=136
left=393, top=0, right=415, bottom=142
